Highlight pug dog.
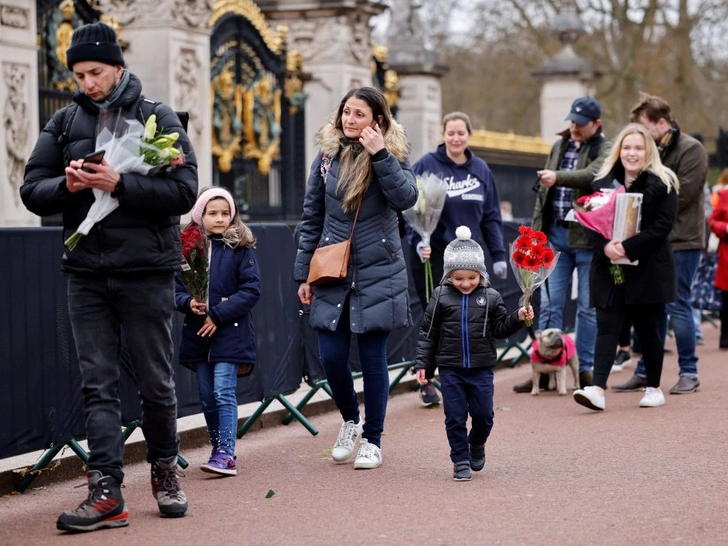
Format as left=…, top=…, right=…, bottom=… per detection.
left=530, top=328, right=580, bottom=396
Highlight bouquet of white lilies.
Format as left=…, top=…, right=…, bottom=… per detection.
left=401, top=172, right=448, bottom=301
left=65, top=110, right=185, bottom=250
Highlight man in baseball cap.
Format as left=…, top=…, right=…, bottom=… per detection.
left=519, top=96, right=611, bottom=394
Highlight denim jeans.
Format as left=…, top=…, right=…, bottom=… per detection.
left=635, top=249, right=700, bottom=379
left=539, top=226, right=596, bottom=371
left=439, top=367, right=494, bottom=464
left=67, top=273, right=179, bottom=483
left=196, top=362, right=238, bottom=456
left=317, top=307, right=389, bottom=448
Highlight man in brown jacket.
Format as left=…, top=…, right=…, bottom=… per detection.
left=614, top=93, right=707, bottom=395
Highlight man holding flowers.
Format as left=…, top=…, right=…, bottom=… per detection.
left=21, top=21, right=197, bottom=532
left=519, top=97, right=611, bottom=393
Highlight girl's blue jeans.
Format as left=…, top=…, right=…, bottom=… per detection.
left=317, top=316, right=389, bottom=448
left=196, top=362, right=238, bottom=456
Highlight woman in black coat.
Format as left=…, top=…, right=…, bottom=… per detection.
left=573, top=123, right=679, bottom=412
left=294, top=87, right=417, bottom=470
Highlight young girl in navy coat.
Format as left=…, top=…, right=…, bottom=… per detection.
left=175, top=187, right=261, bottom=476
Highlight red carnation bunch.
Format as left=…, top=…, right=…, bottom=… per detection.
left=179, top=224, right=209, bottom=310
left=509, top=225, right=560, bottom=326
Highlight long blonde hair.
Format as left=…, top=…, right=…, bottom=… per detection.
left=596, top=123, right=679, bottom=193
left=333, top=87, right=393, bottom=211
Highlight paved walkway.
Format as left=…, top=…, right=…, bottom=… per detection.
left=1, top=324, right=727, bottom=544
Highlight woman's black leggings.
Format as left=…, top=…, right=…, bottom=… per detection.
left=594, top=299, right=665, bottom=389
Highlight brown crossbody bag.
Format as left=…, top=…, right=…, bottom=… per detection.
left=306, top=201, right=362, bottom=286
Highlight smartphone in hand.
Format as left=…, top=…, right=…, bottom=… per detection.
left=80, top=150, right=106, bottom=173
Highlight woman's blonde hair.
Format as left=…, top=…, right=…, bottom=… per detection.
left=596, top=123, right=679, bottom=193
left=333, top=87, right=393, bottom=211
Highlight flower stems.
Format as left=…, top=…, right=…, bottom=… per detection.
left=424, top=259, right=433, bottom=302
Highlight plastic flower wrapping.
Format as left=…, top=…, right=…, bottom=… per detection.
left=179, top=224, right=209, bottom=309
left=64, top=110, right=185, bottom=250
left=401, top=172, right=448, bottom=301
left=509, top=226, right=560, bottom=326
left=569, top=186, right=628, bottom=284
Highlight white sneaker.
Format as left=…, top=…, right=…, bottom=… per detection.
left=639, top=387, right=665, bottom=407
left=331, top=419, right=363, bottom=462
left=354, top=439, right=382, bottom=469
left=573, top=386, right=606, bottom=411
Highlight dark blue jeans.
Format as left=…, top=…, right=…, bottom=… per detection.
left=317, top=314, right=389, bottom=448
left=67, top=273, right=180, bottom=483
left=440, top=367, right=494, bottom=464
left=539, top=226, right=596, bottom=372
left=196, top=362, right=238, bottom=457
left=635, top=249, right=700, bottom=379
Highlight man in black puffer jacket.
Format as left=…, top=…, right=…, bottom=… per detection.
left=20, top=22, right=197, bottom=532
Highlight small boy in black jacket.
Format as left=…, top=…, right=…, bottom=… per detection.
left=414, top=226, right=533, bottom=481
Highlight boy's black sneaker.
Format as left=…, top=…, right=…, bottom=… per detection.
left=453, top=461, right=472, bottom=481
left=56, top=470, right=129, bottom=533
left=151, top=455, right=188, bottom=518
left=469, top=444, right=486, bottom=472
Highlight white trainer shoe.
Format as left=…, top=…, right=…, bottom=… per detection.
left=573, top=386, right=606, bottom=411
left=639, top=387, right=666, bottom=407
left=331, top=419, right=363, bottom=462
left=353, top=439, right=382, bottom=469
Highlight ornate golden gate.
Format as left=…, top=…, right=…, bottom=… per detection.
left=210, top=0, right=306, bottom=221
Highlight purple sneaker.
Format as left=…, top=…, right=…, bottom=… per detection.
left=201, top=451, right=237, bottom=476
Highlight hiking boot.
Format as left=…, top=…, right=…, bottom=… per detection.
left=669, top=376, right=700, bottom=395
left=573, top=386, right=605, bottom=411
left=469, top=444, right=486, bottom=472
left=513, top=374, right=552, bottom=393
left=56, top=470, right=129, bottom=533
left=151, top=456, right=188, bottom=518
left=611, top=350, right=631, bottom=373
left=331, top=419, right=363, bottom=462
left=639, top=386, right=666, bottom=407
left=420, top=382, right=441, bottom=407
left=354, top=439, right=382, bottom=469
left=453, top=461, right=472, bottom=481
left=201, top=451, right=237, bottom=476
left=611, top=374, right=648, bottom=392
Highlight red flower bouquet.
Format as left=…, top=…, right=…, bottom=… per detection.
left=509, top=226, right=560, bottom=326
left=179, top=224, right=209, bottom=310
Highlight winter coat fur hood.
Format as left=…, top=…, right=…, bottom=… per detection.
left=315, top=118, right=411, bottom=164
left=294, top=117, right=418, bottom=334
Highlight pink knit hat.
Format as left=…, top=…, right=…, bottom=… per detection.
left=191, top=187, right=236, bottom=225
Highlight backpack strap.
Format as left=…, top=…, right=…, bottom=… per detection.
left=58, top=103, right=79, bottom=166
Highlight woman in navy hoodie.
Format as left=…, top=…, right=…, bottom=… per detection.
left=175, top=187, right=261, bottom=477
left=407, top=112, right=506, bottom=406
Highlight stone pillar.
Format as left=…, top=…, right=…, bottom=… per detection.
left=0, top=0, right=39, bottom=226
left=385, top=0, right=447, bottom=160
left=260, top=1, right=386, bottom=170
left=534, top=11, right=600, bottom=143
left=101, top=0, right=212, bottom=185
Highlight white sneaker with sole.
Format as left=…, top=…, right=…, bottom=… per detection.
left=331, top=419, right=363, bottom=462
left=639, top=387, right=665, bottom=407
left=353, top=439, right=382, bottom=469
left=573, top=386, right=606, bottom=411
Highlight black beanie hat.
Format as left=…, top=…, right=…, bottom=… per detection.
left=65, top=22, right=125, bottom=70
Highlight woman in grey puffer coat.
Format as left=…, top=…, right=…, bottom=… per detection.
left=294, top=87, right=417, bottom=470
